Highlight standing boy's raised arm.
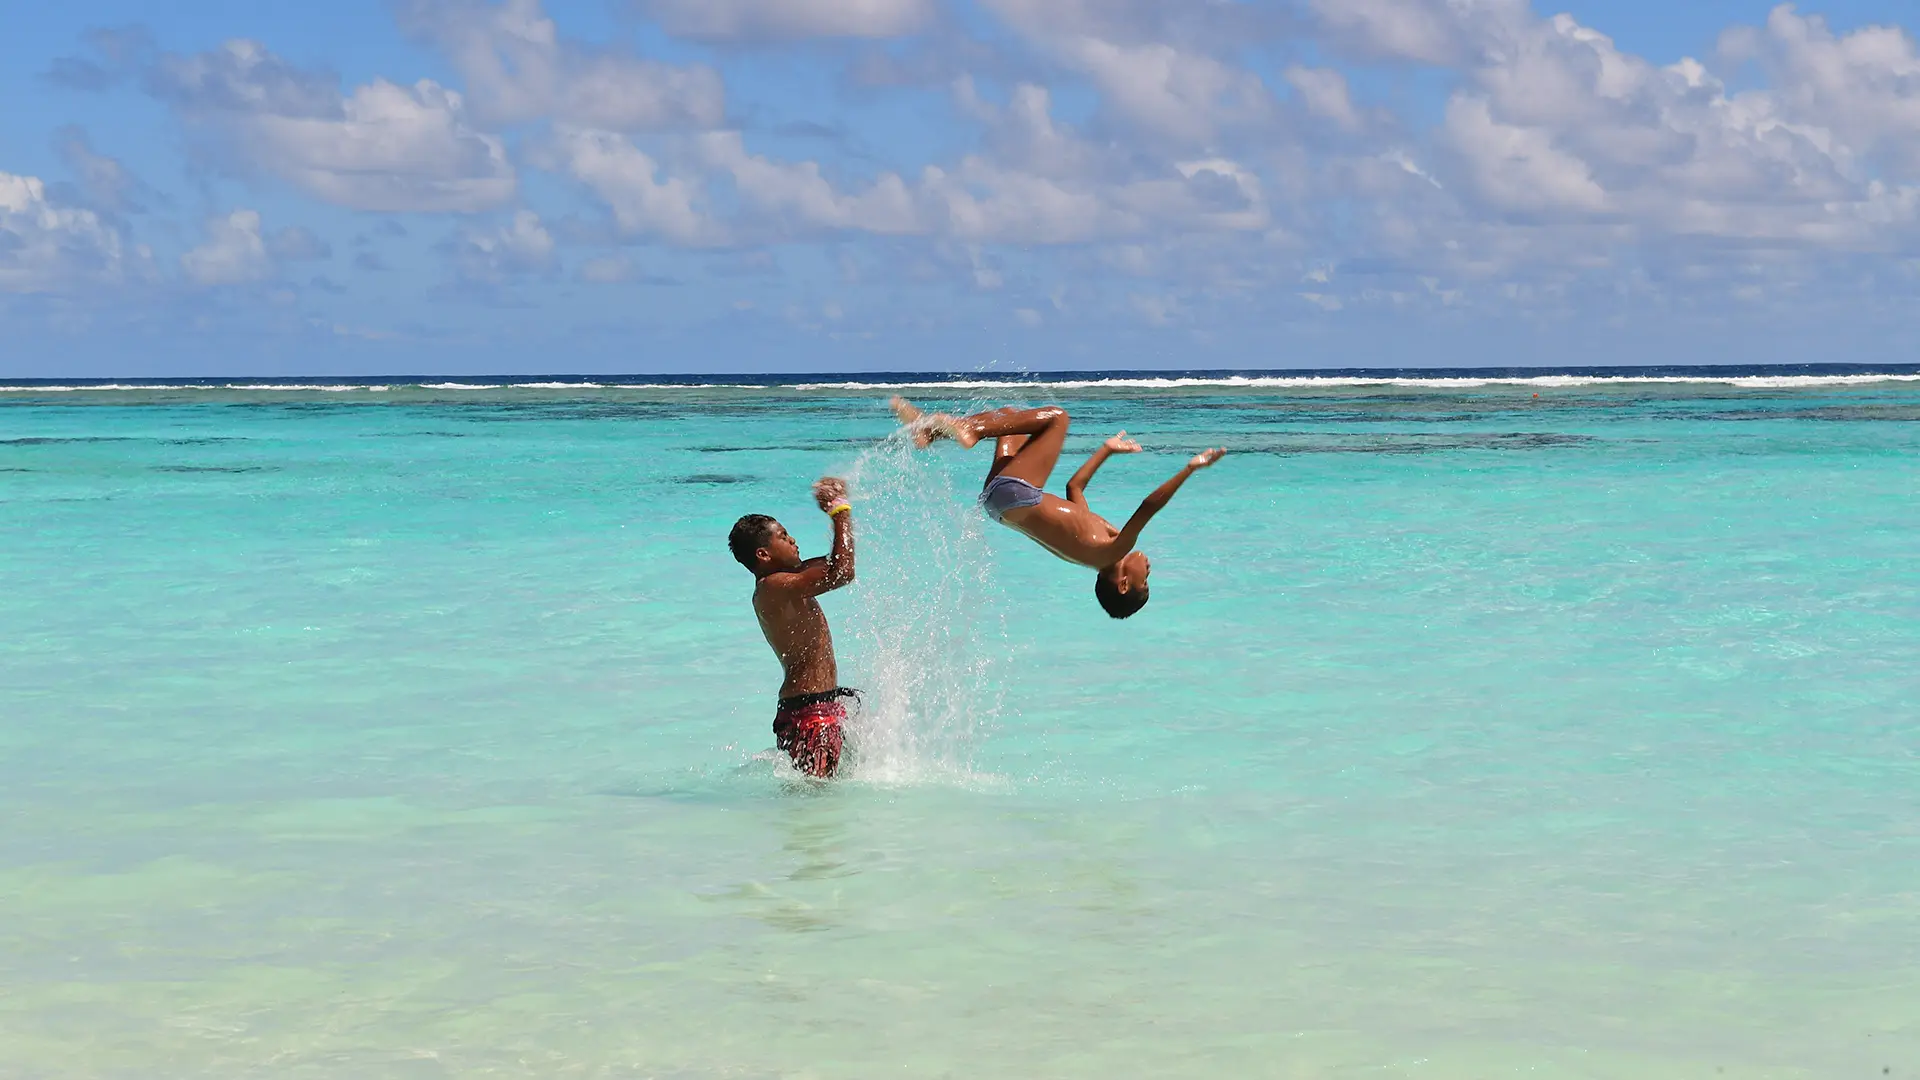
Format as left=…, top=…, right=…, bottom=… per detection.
left=1112, top=448, right=1226, bottom=553
left=815, top=477, right=856, bottom=589
left=760, top=477, right=857, bottom=598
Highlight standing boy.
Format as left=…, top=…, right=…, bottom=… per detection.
left=728, top=478, right=857, bottom=778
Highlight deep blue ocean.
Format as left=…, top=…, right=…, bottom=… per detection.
left=3, top=366, right=1916, bottom=1077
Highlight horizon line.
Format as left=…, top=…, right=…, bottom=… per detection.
left=8, top=361, right=1920, bottom=385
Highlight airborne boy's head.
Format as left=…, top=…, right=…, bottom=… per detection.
left=1094, top=550, right=1151, bottom=619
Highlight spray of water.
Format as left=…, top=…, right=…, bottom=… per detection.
left=838, top=430, right=1010, bottom=786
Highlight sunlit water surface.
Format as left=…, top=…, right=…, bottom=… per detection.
left=2, top=377, right=1917, bottom=1078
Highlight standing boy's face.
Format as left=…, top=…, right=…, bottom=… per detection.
left=761, top=522, right=804, bottom=571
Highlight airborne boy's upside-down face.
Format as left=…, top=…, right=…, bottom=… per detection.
left=1095, top=550, right=1151, bottom=619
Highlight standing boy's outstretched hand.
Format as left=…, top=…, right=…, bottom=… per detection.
left=813, top=476, right=850, bottom=512
left=1105, top=431, right=1143, bottom=454
left=1189, top=448, right=1227, bottom=469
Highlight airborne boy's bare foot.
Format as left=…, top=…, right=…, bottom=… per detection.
left=889, top=396, right=975, bottom=448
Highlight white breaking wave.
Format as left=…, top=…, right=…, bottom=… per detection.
left=3, top=373, right=1918, bottom=393
left=221, top=383, right=365, bottom=391
left=0, top=384, right=175, bottom=391
left=795, top=374, right=1920, bottom=391
left=0, top=383, right=388, bottom=392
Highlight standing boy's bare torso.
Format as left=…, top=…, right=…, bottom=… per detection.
left=753, top=585, right=838, bottom=700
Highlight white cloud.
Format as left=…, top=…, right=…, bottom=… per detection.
left=549, top=128, right=716, bottom=244
left=1168, top=158, right=1268, bottom=230
left=149, top=38, right=339, bottom=116
left=695, top=131, right=920, bottom=235
left=927, top=84, right=1270, bottom=242
left=151, top=40, right=515, bottom=212
left=1723, top=6, right=1920, bottom=178
left=86, top=0, right=1920, bottom=325
left=181, top=209, right=273, bottom=286
left=974, top=0, right=1269, bottom=50
left=451, top=210, right=557, bottom=283
left=1128, top=291, right=1177, bottom=326
left=0, top=171, right=143, bottom=293
left=267, top=225, right=331, bottom=261
left=958, top=80, right=1101, bottom=178
left=1285, top=66, right=1363, bottom=131
left=402, top=0, right=725, bottom=131
left=1308, top=0, right=1528, bottom=65
left=545, top=80, right=1274, bottom=249
left=576, top=254, right=635, bottom=283
left=979, top=0, right=1274, bottom=144
left=53, top=127, right=151, bottom=213
left=1429, top=10, right=1920, bottom=247
left=919, top=157, right=1122, bottom=243
left=1443, top=95, right=1607, bottom=216
left=640, top=0, right=934, bottom=41
left=1064, top=38, right=1271, bottom=144
left=555, top=124, right=1116, bottom=247
left=533, top=63, right=1197, bottom=252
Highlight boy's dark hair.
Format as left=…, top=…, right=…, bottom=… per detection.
left=1094, top=572, right=1149, bottom=619
left=729, top=514, right=779, bottom=570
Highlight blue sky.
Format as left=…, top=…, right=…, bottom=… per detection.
left=3, top=0, right=1919, bottom=376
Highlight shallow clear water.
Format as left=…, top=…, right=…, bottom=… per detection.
left=3, top=379, right=1917, bottom=1078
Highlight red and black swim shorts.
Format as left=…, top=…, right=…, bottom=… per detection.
left=773, top=688, right=859, bottom=778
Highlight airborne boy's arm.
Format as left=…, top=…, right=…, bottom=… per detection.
left=1064, top=432, right=1142, bottom=507
left=1108, top=448, right=1227, bottom=558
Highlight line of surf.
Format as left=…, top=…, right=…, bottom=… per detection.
left=0, top=383, right=394, bottom=392
left=6, top=374, right=1920, bottom=393
left=803, top=374, right=1920, bottom=390
left=0, top=381, right=716, bottom=392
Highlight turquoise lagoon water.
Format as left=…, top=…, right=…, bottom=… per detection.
left=2, top=375, right=1917, bottom=1078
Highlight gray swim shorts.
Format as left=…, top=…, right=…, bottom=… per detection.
left=980, top=475, right=1046, bottom=523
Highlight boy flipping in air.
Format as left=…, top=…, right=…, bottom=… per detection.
left=889, top=398, right=1224, bottom=619
left=728, top=477, right=857, bottom=778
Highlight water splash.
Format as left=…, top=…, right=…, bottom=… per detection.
left=839, top=430, right=1009, bottom=786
